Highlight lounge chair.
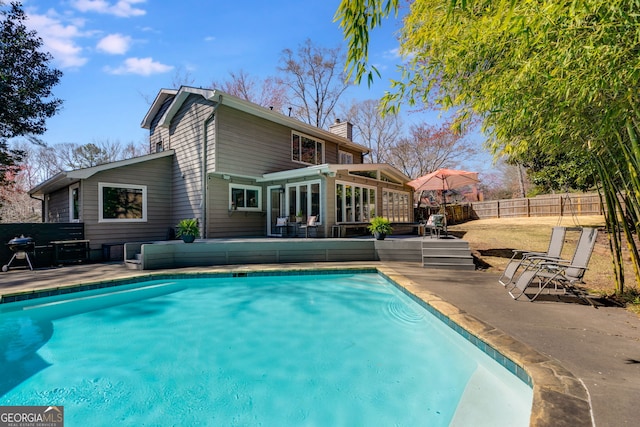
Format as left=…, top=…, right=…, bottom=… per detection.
left=508, top=227, right=598, bottom=302
left=498, top=226, right=567, bottom=287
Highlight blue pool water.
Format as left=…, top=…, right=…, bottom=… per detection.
left=0, top=273, right=532, bottom=426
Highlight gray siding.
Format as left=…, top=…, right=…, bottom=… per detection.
left=148, top=95, right=174, bottom=153
left=206, top=175, right=265, bottom=238
left=46, top=187, right=70, bottom=222
left=80, top=155, right=173, bottom=249
left=215, top=105, right=361, bottom=175
left=167, top=94, right=216, bottom=226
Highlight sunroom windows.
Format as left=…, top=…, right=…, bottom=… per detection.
left=335, top=183, right=376, bottom=223
left=287, top=181, right=321, bottom=222
left=381, top=190, right=411, bottom=222
left=292, top=131, right=324, bottom=165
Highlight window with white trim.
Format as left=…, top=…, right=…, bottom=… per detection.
left=382, top=190, right=410, bottom=222
left=230, top=184, right=262, bottom=211
left=99, top=182, right=147, bottom=222
left=287, top=180, right=321, bottom=222
left=336, top=182, right=376, bottom=223
left=69, top=183, right=80, bottom=222
left=292, top=131, right=324, bottom=165
left=339, top=150, right=353, bottom=164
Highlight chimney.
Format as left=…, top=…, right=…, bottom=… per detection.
left=329, top=118, right=353, bottom=141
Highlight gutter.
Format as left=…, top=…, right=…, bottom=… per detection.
left=201, top=94, right=223, bottom=238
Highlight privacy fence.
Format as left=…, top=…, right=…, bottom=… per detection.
left=470, top=193, right=603, bottom=219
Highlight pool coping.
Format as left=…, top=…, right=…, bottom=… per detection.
left=0, top=264, right=593, bottom=426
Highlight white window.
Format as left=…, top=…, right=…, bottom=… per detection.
left=99, top=182, right=147, bottom=222
left=336, top=182, right=376, bottom=223
left=292, top=131, right=324, bottom=165
left=339, top=150, right=353, bottom=164
left=287, top=180, right=321, bottom=222
left=69, top=183, right=80, bottom=222
left=230, top=184, right=262, bottom=211
left=382, top=190, right=411, bottom=222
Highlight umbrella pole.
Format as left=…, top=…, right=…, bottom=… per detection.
left=441, top=184, right=448, bottom=237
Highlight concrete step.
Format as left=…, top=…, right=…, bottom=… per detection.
left=422, top=239, right=475, bottom=270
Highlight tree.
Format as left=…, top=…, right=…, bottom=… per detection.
left=0, top=1, right=62, bottom=202
left=278, top=39, right=351, bottom=129
left=341, top=99, right=402, bottom=163
left=387, top=121, right=477, bottom=179
left=337, top=0, right=640, bottom=293
left=212, top=69, right=287, bottom=112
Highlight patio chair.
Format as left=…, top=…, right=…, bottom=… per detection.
left=498, top=226, right=566, bottom=287
left=423, top=214, right=445, bottom=239
left=299, top=215, right=319, bottom=238
left=275, top=216, right=288, bottom=237
left=508, top=227, right=598, bottom=302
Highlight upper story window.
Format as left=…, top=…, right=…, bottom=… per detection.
left=339, top=150, right=354, bottom=164
left=230, top=184, right=262, bottom=211
left=292, top=131, right=324, bottom=165
left=99, top=182, right=147, bottom=222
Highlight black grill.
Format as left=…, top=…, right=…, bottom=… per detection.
left=3, top=235, right=35, bottom=272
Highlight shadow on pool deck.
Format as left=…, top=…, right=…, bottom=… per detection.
left=1, top=260, right=639, bottom=426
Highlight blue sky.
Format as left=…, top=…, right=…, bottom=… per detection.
left=20, top=0, right=491, bottom=173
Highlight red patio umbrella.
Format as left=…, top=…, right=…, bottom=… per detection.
left=408, top=169, right=479, bottom=230
left=408, top=168, right=479, bottom=193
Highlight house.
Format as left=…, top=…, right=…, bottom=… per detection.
left=29, top=86, right=414, bottom=258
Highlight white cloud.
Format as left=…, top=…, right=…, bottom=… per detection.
left=25, top=11, right=88, bottom=68
left=97, top=33, right=132, bottom=54
left=72, top=0, right=146, bottom=18
left=106, top=57, right=173, bottom=76
left=204, top=36, right=215, bottom=42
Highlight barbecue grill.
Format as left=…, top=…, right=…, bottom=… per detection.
left=2, top=235, right=35, bottom=272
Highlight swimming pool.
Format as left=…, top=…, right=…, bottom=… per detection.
left=0, top=271, right=532, bottom=426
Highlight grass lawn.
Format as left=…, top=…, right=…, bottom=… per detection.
left=447, top=215, right=639, bottom=304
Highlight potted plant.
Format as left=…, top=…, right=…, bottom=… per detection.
left=176, top=218, right=200, bottom=243
left=295, top=210, right=304, bottom=223
left=368, top=216, right=393, bottom=240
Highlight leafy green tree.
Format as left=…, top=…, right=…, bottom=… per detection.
left=337, top=0, right=640, bottom=292
left=0, top=1, right=62, bottom=203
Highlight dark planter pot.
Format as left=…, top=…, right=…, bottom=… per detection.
left=374, top=231, right=387, bottom=240
left=181, top=235, right=196, bottom=243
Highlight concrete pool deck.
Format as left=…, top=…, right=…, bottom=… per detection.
left=1, top=261, right=638, bottom=426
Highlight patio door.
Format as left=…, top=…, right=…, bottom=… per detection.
left=267, top=186, right=286, bottom=236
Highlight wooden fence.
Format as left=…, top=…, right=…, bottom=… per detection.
left=470, top=193, right=603, bottom=219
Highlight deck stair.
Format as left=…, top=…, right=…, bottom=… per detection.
left=422, top=238, right=475, bottom=270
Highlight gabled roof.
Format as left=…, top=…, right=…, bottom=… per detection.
left=142, top=86, right=371, bottom=155
left=29, top=150, right=175, bottom=195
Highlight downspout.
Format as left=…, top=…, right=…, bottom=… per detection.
left=30, top=193, right=45, bottom=222
left=201, top=94, right=223, bottom=238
